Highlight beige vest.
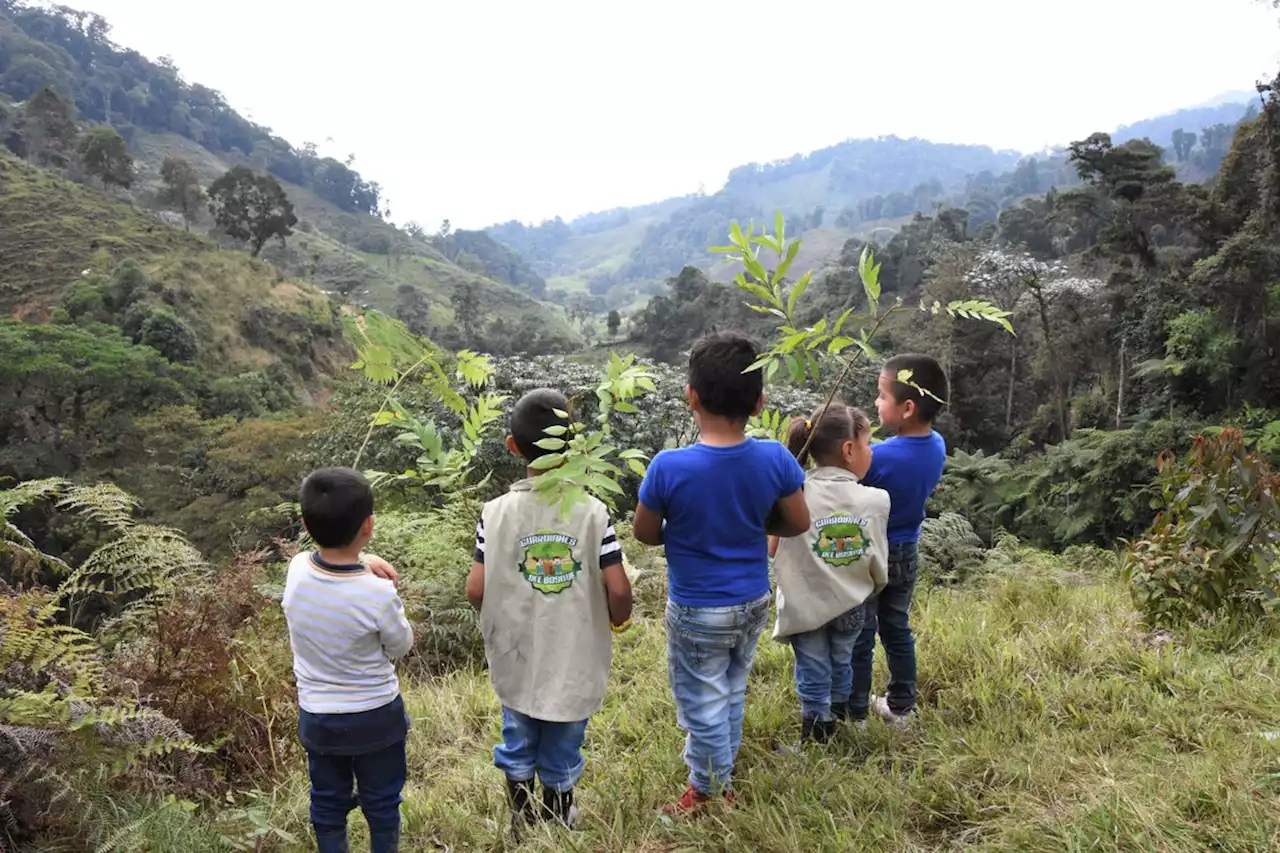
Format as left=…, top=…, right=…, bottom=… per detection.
left=773, top=467, right=890, bottom=639
left=479, top=479, right=613, bottom=722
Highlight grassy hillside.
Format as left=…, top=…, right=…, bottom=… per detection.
left=130, top=132, right=573, bottom=344
left=101, top=534, right=1280, bottom=852
left=0, top=148, right=349, bottom=382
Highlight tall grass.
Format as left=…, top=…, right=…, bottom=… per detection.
left=112, top=545, right=1280, bottom=852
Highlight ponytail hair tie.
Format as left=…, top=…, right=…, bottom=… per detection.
left=805, top=419, right=813, bottom=430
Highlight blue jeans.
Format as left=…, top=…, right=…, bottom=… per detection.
left=493, top=708, right=589, bottom=792
left=299, top=695, right=409, bottom=853
left=851, top=542, right=920, bottom=718
left=788, top=605, right=867, bottom=721
left=666, top=593, right=771, bottom=796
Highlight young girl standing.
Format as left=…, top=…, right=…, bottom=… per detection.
left=769, top=403, right=890, bottom=744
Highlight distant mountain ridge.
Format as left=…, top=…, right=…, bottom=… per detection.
left=487, top=93, right=1260, bottom=308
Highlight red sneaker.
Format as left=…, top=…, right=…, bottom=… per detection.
left=661, top=785, right=735, bottom=817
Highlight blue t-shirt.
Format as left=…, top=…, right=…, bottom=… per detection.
left=861, top=431, right=947, bottom=545
left=638, top=439, right=805, bottom=607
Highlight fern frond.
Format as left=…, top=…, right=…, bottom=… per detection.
left=0, top=478, right=71, bottom=519
left=55, top=483, right=139, bottom=531
left=61, top=525, right=206, bottom=608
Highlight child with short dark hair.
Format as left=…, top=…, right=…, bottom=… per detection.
left=770, top=403, right=889, bottom=745
left=465, top=389, right=633, bottom=830
left=284, top=467, right=415, bottom=853
left=633, top=330, right=810, bottom=815
left=849, top=353, right=949, bottom=728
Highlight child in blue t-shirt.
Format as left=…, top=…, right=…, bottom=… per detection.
left=634, top=330, right=809, bottom=816
left=849, top=353, right=948, bottom=728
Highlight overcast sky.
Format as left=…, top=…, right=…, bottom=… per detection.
left=65, top=0, right=1280, bottom=229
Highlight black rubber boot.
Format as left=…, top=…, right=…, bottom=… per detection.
left=542, top=786, right=578, bottom=828
left=831, top=700, right=852, bottom=721
left=507, top=777, right=538, bottom=828
left=802, top=715, right=836, bottom=744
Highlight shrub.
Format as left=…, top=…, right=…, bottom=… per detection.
left=366, top=506, right=483, bottom=674
left=138, top=309, right=199, bottom=364
left=918, top=512, right=987, bottom=584
left=1123, top=428, right=1280, bottom=631
left=113, top=549, right=298, bottom=781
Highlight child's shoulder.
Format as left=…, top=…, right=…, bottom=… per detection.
left=851, top=481, right=891, bottom=514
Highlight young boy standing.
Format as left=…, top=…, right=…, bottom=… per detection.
left=466, top=389, right=633, bottom=829
left=633, top=330, right=810, bottom=815
left=849, top=353, right=949, bottom=728
left=284, top=467, right=415, bottom=853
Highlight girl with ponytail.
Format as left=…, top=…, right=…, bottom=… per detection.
left=768, top=403, right=890, bottom=746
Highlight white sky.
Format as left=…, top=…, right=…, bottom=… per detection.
left=64, top=0, right=1280, bottom=229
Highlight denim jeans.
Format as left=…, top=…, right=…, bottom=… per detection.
left=493, top=707, right=589, bottom=792
left=665, top=592, right=771, bottom=795
left=850, top=542, right=919, bottom=718
left=299, top=695, right=410, bottom=853
left=788, top=604, right=867, bottom=721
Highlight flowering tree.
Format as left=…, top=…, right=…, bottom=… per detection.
left=967, top=250, right=1102, bottom=439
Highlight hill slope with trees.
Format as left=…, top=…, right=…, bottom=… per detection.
left=489, top=96, right=1260, bottom=315
left=0, top=0, right=574, bottom=354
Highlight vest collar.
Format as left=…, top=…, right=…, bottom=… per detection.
left=808, top=466, right=857, bottom=483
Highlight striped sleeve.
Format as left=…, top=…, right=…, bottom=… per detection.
left=600, top=517, right=623, bottom=569
left=474, top=517, right=485, bottom=564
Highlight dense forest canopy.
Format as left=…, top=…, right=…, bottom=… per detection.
left=632, top=72, right=1280, bottom=474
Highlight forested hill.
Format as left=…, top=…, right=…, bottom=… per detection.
left=487, top=96, right=1258, bottom=314
left=0, top=1, right=572, bottom=354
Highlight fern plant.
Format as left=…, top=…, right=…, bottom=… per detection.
left=0, top=477, right=209, bottom=843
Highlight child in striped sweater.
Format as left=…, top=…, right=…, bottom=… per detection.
left=283, top=467, right=415, bottom=853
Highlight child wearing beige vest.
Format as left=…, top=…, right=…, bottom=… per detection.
left=769, top=404, right=889, bottom=745
left=465, top=389, right=633, bottom=830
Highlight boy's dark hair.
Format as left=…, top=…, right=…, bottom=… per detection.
left=786, top=403, right=871, bottom=468
left=300, top=467, right=374, bottom=548
left=883, top=353, right=949, bottom=423
left=511, top=388, right=572, bottom=462
left=688, top=330, right=763, bottom=420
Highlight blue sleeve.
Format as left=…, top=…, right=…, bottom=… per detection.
left=861, top=439, right=899, bottom=489
left=638, top=451, right=667, bottom=511
left=776, top=442, right=805, bottom=496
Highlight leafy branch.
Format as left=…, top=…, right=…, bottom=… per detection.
left=530, top=353, right=657, bottom=519
left=719, top=213, right=1016, bottom=455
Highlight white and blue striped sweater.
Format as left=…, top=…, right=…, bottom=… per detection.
left=282, top=552, right=414, bottom=714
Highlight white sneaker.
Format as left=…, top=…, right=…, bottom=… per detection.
left=873, top=695, right=910, bottom=730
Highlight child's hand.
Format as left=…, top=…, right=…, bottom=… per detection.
left=364, top=554, right=399, bottom=586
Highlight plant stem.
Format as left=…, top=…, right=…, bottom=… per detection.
left=795, top=305, right=900, bottom=462
left=352, top=353, right=433, bottom=469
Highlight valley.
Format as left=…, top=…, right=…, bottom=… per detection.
left=1, top=1, right=1278, bottom=851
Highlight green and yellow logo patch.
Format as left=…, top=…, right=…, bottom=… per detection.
left=519, top=531, right=582, bottom=594
left=813, top=514, right=871, bottom=567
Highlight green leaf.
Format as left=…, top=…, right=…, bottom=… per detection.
left=543, top=425, right=568, bottom=437
left=553, top=408, right=570, bottom=418
left=833, top=307, right=856, bottom=333
left=534, top=438, right=566, bottom=451
left=828, top=336, right=856, bottom=354
left=737, top=279, right=782, bottom=309
left=785, top=262, right=810, bottom=315
left=627, top=459, right=648, bottom=477
left=530, top=453, right=565, bottom=471
left=859, top=246, right=881, bottom=313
